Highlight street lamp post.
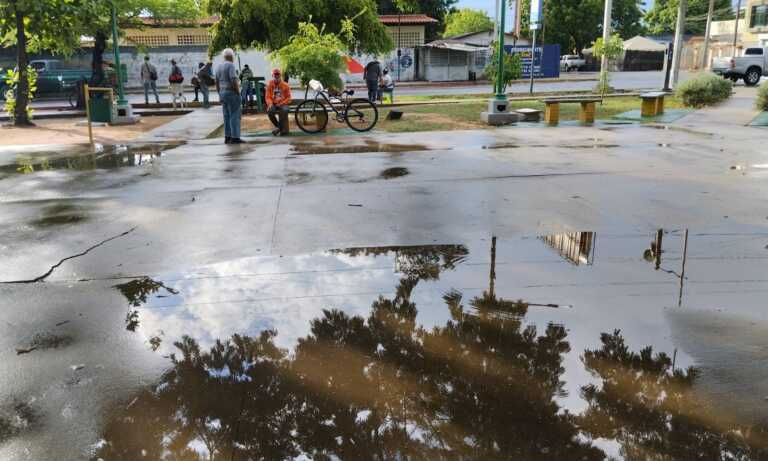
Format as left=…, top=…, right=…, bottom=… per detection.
left=481, top=0, right=515, bottom=125
left=494, top=0, right=507, bottom=100
left=111, top=2, right=127, bottom=106
left=109, top=0, right=137, bottom=124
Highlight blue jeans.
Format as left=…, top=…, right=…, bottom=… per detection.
left=241, top=81, right=253, bottom=107
left=220, top=90, right=241, bottom=139
left=200, top=84, right=210, bottom=107
left=366, top=79, right=378, bottom=102
left=143, top=80, right=159, bottom=104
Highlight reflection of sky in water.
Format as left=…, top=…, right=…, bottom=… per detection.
left=129, top=229, right=768, bottom=424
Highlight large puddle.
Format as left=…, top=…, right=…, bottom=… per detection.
left=4, top=230, right=767, bottom=459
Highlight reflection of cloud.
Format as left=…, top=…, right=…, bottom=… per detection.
left=137, top=252, right=410, bottom=351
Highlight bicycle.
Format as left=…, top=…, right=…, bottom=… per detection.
left=294, top=80, right=378, bottom=134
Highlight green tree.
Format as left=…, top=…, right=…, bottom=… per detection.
left=645, top=0, right=734, bottom=35
left=443, top=8, right=494, bottom=38
left=518, top=0, right=602, bottom=55
left=484, top=41, right=523, bottom=93
left=518, top=0, right=644, bottom=54
left=0, top=0, right=90, bottom=126
left=271, top=20, right=353, bottom=90
left=593, top=33, right=624, bottom=96
left=208, top=0, right=392, bottom=56
left=378, top=0, right=457, bottom=39
left=612, top=0, right=646, bottom=38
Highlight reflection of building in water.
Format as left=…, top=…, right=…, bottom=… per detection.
left=539, top=232, right=596, bottom=266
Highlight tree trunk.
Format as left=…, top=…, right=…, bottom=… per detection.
left=14, top=1, right=32, bottom=126
left=91, top=30, right=107, bottom=87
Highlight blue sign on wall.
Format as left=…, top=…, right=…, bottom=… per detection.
left=505, top=44, right=561, bottom=79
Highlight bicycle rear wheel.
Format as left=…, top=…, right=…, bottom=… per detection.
left=344, top=98, right=378, bottom=132
left=295, top=100, right=329, bottom=134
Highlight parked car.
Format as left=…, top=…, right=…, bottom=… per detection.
left=29, top=60, right=94, bottom=94
left=560, top=55, right=586, bottom=72
left=712, top=47, right=768, bottom=86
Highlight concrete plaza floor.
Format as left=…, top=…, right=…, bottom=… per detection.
left=1, top=87, right=767, bottom=459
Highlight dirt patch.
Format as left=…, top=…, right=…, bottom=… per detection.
left=0, top=115, right=180, bottom=146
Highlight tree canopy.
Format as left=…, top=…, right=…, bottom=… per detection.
left=517, top=0, right=645, bottom=55
left=644, top=0, right=734, bottom=35
left=443, top=8, right=494, bottom=38
left=208, top=0, right=393, bottom=55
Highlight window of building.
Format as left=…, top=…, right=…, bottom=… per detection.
left=127, top=35, right=170, bottom=46
left=388, top=30, right=423, bottom=48
left=177, top=34, right=210, bottom=45
left=751, top=5, right=768, bottom=28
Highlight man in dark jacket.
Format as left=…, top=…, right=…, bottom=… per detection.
left=364, top=59, right=382, bottom=102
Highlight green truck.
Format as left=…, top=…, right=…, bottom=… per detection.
left=1, top=59, right=119, bottom=103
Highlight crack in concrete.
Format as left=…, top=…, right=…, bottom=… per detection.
left=1, top=227, right=137, bottom=284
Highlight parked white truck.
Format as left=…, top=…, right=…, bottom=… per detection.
left=712, top=47, right=768, bottom=86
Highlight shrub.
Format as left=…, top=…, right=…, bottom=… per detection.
left=757, top=84, right=768, bottom=111
left=675, top=73, right=733, bottom=108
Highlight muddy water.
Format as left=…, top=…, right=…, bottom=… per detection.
left=4, top=230, right=767, bottom=459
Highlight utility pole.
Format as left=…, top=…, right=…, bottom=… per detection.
left=702, top=0, right=715, bottom=69
left=733, top=0, right=742, bottom=56
left=110, top=1, right=137, bottom=124
left=600, top=0, right=613, bottom=89
left=670, top=0, right=688, bottom=87
left=529, top=0, right=542, bottom=94
left=494, top=0, right=500, bottom=38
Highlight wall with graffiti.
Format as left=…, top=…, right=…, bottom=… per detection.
left=344, top=48, right=417, bottom=83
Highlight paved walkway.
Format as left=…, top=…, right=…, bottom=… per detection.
left=676, top=86, right=762, bottom=128
left=135, top=106, right=223, bottom=142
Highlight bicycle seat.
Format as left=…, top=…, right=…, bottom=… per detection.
left=343, top=89, right=355, bottom=96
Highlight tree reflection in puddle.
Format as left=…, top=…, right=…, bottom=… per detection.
left=94, top=239, right=768, bottom=460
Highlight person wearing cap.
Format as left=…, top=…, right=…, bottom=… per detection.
left=266, top=68, right=292, bottom=136
left=215, top=48, right=243, bottom=144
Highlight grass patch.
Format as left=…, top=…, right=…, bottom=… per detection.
left=377, top=96, right=685, bottom=133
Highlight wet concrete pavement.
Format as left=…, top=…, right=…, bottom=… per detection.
left=2, top=87, right=768, bottom=459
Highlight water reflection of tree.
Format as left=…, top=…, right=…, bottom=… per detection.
left=95, top=276, right=598, bottom=459
left=115, top=277, right=179, bottom=332
left=93, top=248, right=768, bottom=460
left=580, top=330, right=768, bottom=460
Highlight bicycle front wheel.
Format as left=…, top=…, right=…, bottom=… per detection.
left=344, top=98, right=378, bottom=132
left=295, top=100, right=329, bottom=134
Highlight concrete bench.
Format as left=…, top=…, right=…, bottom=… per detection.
left=640, top=91, right=668, bottom=117
left=541, top=97, right=603, bottom=125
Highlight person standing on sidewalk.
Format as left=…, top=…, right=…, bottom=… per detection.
left=215, top=49, right=243, bottom=144
left=364, top=59, right=382, bottom=102
left=239, top=64, right=254, bottom=108
left=266, top=68, right=292, bottom=136
left=198, top=61, right=214, bottom=108
left=191, top=62, right=203, bottom=102
left=141, top=56, right=160, bottom=104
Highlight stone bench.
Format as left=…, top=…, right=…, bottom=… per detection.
left=541, top=97, right=603, bottom=125
left=640, top=91, right=669, bottom=117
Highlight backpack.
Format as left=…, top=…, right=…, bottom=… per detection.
left=169, top=66, right=184, bottom=84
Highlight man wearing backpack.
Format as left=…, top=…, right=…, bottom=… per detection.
left=141, top=56, right=160, bottom=104
left=168, top=59, right=186, bottom=109
left=198, top=61, right=214, bottom=108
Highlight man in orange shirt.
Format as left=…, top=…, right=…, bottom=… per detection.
left=266, top=68, right=292, bottom=136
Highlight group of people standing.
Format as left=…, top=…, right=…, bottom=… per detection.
left=142, top=52, right=398, bottom=145
left=363, top=59, right=395, bottom=103
left=216, top=48, right=292, bottom=144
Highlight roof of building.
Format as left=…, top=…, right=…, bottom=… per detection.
left=379, top=14, right=438, bottom=25
left=423, top=39, right=489, bottom=52
left=443, top=30, right=518, bottom=41
left=136, top=16, right=218, bottom=27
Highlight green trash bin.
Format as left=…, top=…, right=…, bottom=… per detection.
left=89, top=94, right=113, bottom=123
